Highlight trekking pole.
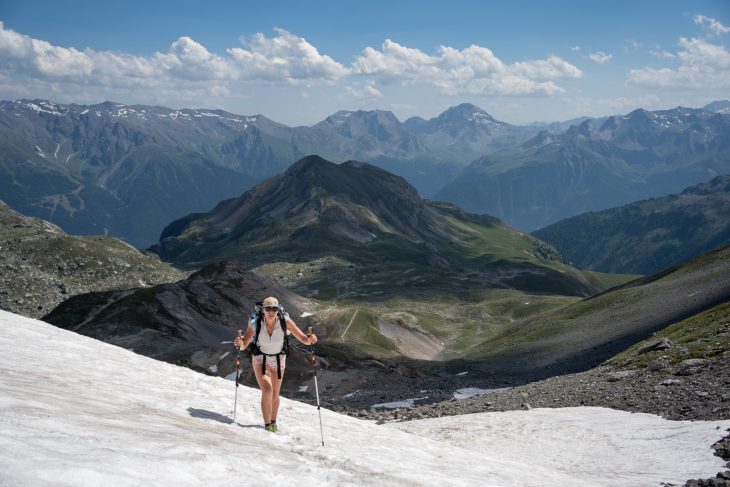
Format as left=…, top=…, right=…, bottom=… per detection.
left=307, top=326, right=325, bottom=446
left=232, top=329, right=243, bottom=424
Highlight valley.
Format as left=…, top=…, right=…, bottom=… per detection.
left=1, top=99, right=728, bottom=428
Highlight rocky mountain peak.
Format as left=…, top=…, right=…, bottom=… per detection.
left=438, top=103, right=498, bottom=124
left=703, top=100, right=730, bottom=114
left=563, top=119, right=595, bottom=139
left=262, top=155, right=422, bottom=213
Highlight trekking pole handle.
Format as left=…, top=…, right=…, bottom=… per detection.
left=306, top=327, right=316, bottom=365
left=236, top=329, right=243, bottom=351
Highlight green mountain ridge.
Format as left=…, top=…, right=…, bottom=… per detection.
left=465, top=244, right=730, bottom=379
left=157, top=155, right=623, bottom=300
left=533, top=175, right=730, bottom=274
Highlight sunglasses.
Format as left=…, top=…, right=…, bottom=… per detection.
left=263, top=306, right=279, bottom=312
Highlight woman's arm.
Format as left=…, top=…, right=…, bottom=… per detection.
left=285, top=316, right=318, bottom=345
left=233, top=327, right=254, bottom=349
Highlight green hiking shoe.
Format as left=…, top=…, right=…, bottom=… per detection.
left=270, top=422, right=278, bottom=432
left=265, top=423, right=275, bottom=432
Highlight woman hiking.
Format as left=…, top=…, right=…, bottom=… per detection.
left=233, top=296, right=318, bottom=432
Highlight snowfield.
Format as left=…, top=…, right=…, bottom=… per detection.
left=0, top=309, right=728, bottom=486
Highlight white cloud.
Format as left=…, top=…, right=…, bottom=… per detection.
left=352, top=40, right=582, bottom=96
left=352, top=40, right=441, bottom=80
left=344, top=82, right=383, bottom=101
left=571, top=46, right=581, bottom=52
left=628, top=37, right=730, bottom=88
left=650, top=49, right=676, bottom=60
left=0, top=22, right=584, bottom=109
left=589, top=51, right=613, bottom=64
left=0, top=22, right=350, bottom=105
left=694, top=14, right=730, bottom=36
left=228, top=28, right=350, bottom=84
left=154, top=36, right=234, bottom=81
left=0, top=21, right=94, bottom=78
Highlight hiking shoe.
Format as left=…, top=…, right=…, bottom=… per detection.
left=270, top=422, right=278, bottom=432
left=265, top=424, right=275, bottom=432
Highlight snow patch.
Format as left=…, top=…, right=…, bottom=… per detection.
left=1, top=310, right=728, bottom=487
left=453, top=387, right=512, bottom=400
left=371, top=397, right=429, bottom=409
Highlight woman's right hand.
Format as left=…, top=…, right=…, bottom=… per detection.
left=233, top=335, right=243, bottom=348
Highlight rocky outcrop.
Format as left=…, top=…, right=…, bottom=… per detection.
left=0, top=201, right=185, bottom=318
left=42, top=260, right=321, bottom=388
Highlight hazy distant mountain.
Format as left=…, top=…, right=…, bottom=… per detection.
left=532, top=175, right=730, bottom=274
left=435, top=106, right=730, bottom=231
left=404, top=103, right=533, bottom=160
left=157, top=155, right=620, bottom=299
left=311, top=109, right=423, bottom=158
left=0, top=100, right=279, bottom=246
left=527, top=116, right=608, bottom=134
left=703, top=100, right=730, bottom=114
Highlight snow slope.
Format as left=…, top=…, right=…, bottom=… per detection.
left=0, top=310, right=728, bottom=486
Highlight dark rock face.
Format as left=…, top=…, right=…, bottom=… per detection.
left=0, top=201, right=184, bottom=318
left=42, top=260, right=320, bottom=387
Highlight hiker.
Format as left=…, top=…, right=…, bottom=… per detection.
left=233, top=296, right=318, bottom=432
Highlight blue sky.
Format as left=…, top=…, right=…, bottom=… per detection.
left=1, top=0, right=728, bottom=125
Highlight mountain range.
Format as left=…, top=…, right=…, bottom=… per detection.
left=0, top=100, right=537, bottom=246
left=436, top=105, right=730, bottom=231
left=533, top=175, right=730, bottom=274
left=2, top=97, right=729, bottom=247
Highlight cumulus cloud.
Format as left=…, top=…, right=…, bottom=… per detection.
left=0, top=21, right=95, bottom=78
left=0, top=22, right=583, bottom=106
left=154, top=36, right=234, bottom=81
left=352, top=40, right=582, bottom=96
left=228, top=28, right=350, bottom=84
left=344, top=82, right=383, bottom=101
left=694, top=14, right=730, bottom=36
left=589, top=51, right=613, bottom=64
left=628, top=37, right=730, bottom=88
left=0, top=22, right=350, bottom=104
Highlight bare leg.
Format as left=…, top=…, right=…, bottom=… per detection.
left=271, top=369, right=284, bottom=423
left=253, top=365, right=273, bottom=424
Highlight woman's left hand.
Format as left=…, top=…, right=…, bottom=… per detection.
left=308, top=333, right=318, bottom=345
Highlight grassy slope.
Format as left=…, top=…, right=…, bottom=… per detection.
left=460, top=245, right=730, bottom=376
left=608, top=300, right=730, bottom=369
left=0, top=203, right=186, bottom=318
